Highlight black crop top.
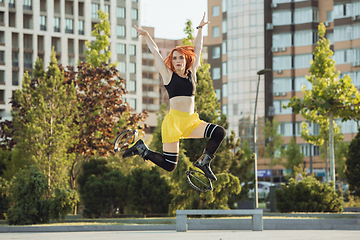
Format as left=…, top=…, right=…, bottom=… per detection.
left=164, top=71, right=196, bottom=99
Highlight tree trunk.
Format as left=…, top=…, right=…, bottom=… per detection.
left=325, top=144, right=328, bottom=183
left=329, top=112, right=336, bottom=188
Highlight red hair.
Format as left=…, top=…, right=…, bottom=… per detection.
left=164, top=46, right=196, bottom=74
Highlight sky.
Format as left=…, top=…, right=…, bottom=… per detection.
left=140, top=0, right=208, bottom=40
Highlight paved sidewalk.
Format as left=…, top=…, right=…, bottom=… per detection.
left=1, top=230, right=360, bottom=240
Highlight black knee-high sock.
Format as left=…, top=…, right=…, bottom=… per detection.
left=144, top=150, right=178, bottom=172
left=203, top=124, right=226, bottom=155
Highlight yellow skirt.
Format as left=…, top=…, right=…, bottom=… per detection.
left=161, top=109, right=206, bottom=143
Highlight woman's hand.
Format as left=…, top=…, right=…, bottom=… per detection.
left=198, top=12, right=210, bottom=28
left=134, top=25, right=148, bottom=36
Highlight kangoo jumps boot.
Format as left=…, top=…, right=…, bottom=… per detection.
left=193, top=152, right=217, bottom=181
left=122, top=139, right=149, bottom=159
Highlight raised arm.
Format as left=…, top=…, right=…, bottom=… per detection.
left=192, top=13, right=210, bottom=71
left=134, top=25, right=171, bottom=81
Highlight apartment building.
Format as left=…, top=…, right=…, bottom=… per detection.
left=0, top=0, right=142, bottom=121
left=207, top=0, right=360, bottom=182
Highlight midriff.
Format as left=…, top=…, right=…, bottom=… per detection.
left=169, top=96, right=195, bottom=114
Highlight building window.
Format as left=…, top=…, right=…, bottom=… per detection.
left=274, top=100, right=292, bottom=115
left=272, top=33, right=292, bottom=48
left=68, top=56, right=74, bottom=66
left=212, top=67, right=220, bottom=79
left=272, top=11, right=292, bottom=26
left=278, top=122, right=293, bottom=137
left=54, top=17, right=60, bottom=32
left=222, top=19, right=227, bottom=34
left=273, top=78, right=292, bottom=94
left=78, top=20, right=84, bottom=35
left=212, top=6, right=220, bottom=17
left=129, top=62, right=136, bottom=74
left=23, top=0, right=32, bottom=10
left=117, top=43, right=126, bottom=55
left=0, top=50, right=4, bottom=63
left=222, top=83, right=227, bottom=97
left=117, top=7, right=125, bottom=18
left=212, top=26, right=220, bottom=37
left=117, top=25, right=126, bottom=37
left=334, top=25, right=352, bottom=42
left=129, top=45, right=136, bottom=56
left=222, top=0, right=227, bottom=13
left=222, top=62, right=227, bottom=76
left=104, top=5, right=110, bottom=16
left=273, top=55, right=292, bottom=70
left=212, top=47, right=220, bottom=59
left=118, top=61, right=126, bottom=73
left=250, top=14, right=256, bottom=26
left=222, top=41, right=227, bottom=54
left=222, top=104, right=227, bottom=115
left=9, top=0, right=15, bottom=8
left=92, top=3, right=99, bottom=19
left=215, top=89, right=221, bottom=100
left=129, top=80, right=136, bottom=92
left=131, top=9, right=138, bottom=20
left=128, top=98, right=136, bottom=110
left=40, top=15, right=46, bottom=30
left=295, top=76, right=312, bottom=91
left=12, top=70, right=18, bottom=85
left=294, top=54, right=312, bottom=69
left=12, top=52, right=18, bottom=67
left=233, top=103, right=238, bottom=115
left=131, top=28, right=138, bottom=38
left=65, top=19, right=73, bottom=34
left=294, top=8, right=318, bottom=24
left=0, top=70, right=4, bottom=85
left=334, top=3, right=352, bottom=19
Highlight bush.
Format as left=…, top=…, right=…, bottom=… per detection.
left=7, top=166, right=51, bottom=225
left=275, top=176, right=343, bottom=213
left=128, top=167, right=172, bottom=215
left=81, top=171, right=129, bottom=218
left=6, top=166, right=79, bottom=225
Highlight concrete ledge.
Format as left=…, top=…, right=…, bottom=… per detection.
left=176, top=209, right=263, bottom=232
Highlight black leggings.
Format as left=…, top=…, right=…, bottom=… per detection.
left=144, top=123, right=226, bottom=172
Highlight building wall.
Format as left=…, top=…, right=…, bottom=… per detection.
left=0, top=0, right=142, bottom=121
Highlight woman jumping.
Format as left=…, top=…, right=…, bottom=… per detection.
left=122, top=13, right=226, bottom=181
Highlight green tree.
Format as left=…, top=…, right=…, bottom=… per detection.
left=334, top=141, right=349, bottom=182
left=345, top=130, right=360, bottom=198
left=10, top=52, right=79, bottom=188
left=281, top=137, right=304, bottom=179
left=84, top=10, right=115, bottom=68
left=285, top=23, right=360, bottom=185
left=263, top=119, right=284, bottom=183
left=65, top=11, right=148, bottom=191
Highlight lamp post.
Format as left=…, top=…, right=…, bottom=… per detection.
left=253, top=68, right=272, bottom=208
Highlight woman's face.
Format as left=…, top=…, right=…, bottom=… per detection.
left=172, top=51, right=186, bottom=72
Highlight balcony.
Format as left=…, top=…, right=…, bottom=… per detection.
left=78, top=30, right=84, bottom=35
left=23, top=5, right=32, bottom=11
left=54, top=27, right=60, bottom=32
left=9, top=3, right=15, bottom=8
left=142, top=65, right=158, bottom=72
left=40, top=25, right=46, bottom=31
left=65, top=28, right=73, bottom=34
left=24, top=62, right=32, bottom=69
left=142, top=91, right=159, bottom=98
left=12, top=61, right=18, bottom=67
left=142, top=78, right=159, bottom=86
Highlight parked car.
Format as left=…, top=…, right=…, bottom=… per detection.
left=242, top=181, right=276, bottom=200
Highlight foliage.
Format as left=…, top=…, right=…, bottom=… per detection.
left=281, top=137, right=304, bottom=179
left=168, top=149, right=241, bottom=216
left=345, top=130, right=360, bottom=198
left=334, top=141, right=349, bottom=181
left=263, top=119, right=284, bottom=182
left=4, top=52, right=79, bottom=188
left=50, top=187, right=79, bottom=222
left=81, top=171, right=129, bottom=218
left=5, top=166, right=79, bottom=225
left=77, top=158, right=110, bottom=196
left=128, top=167, right=172, bottom=215
left=84, top=10, right=115, bottom=68
left=275, top=175, right=343, bottom=213
left=284, top=23, right=360, bottom=183
left=0, top=178, right=10, bottom=219
left=227, top=134, right=255, bottom=207
left=6, top=166, right=50, bottom=225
